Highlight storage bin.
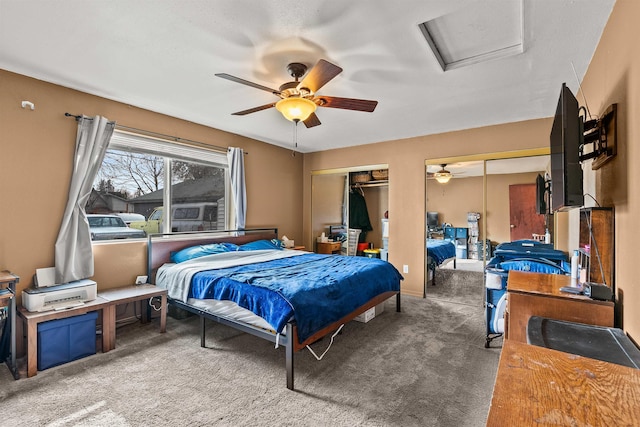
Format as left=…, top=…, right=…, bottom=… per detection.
left=346, top=229, right=361, bottom=256
left=37, top=311, right=98, bottom=370
left=350, top=171, right=371, bottom=184
left=354, top=303, right=385, bottom=323
left=363, top=249, right=380, bottom=258
left=371, top=169, right=388, bottom=180
left=456, top=247, right=467, bottom=259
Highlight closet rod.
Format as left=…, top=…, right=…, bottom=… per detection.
left=64, top=112, right=247, bottom=154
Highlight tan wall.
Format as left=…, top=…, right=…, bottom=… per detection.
left=579, top=0, right=640, bottom=339
left=303, top=118, right=553, bottom=297
left=311, top=173, right=345, bottom=252
left=361, top=185, right=388, bottom=247
left=427, top=176, right=483, bottom=231
left=0, top=70, right=303, bottom=294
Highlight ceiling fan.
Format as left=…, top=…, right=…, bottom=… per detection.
left=427, top=164, right=454, bottom=184
left=215, top=59, right=378, bottom=128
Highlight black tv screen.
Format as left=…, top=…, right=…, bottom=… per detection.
left=535, top=174, right=546, bottom=215
left=426, top=212, right=439, bottom=229
left=550, top=83, right=584, bottom=212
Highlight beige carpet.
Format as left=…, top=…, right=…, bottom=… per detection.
left=440, top=259, right=485, bottom=273
left=0, top=277, right=500, bottom=427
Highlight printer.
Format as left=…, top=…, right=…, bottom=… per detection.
left=22, top=279, right=97, bottom=312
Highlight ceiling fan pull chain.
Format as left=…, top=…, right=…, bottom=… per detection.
left=290, top=121, right=298, bottom=157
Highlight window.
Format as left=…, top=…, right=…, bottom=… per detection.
left=87, top=130, right=229, bottom=240
left=174, top=207, right=200, bottom=220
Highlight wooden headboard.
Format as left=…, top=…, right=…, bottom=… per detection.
left=147, top=228, right=278, bottom=282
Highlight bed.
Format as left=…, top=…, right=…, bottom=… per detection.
left=425, top=239, right=457, bottom=295
left=148, top=228, right=402, bottom=390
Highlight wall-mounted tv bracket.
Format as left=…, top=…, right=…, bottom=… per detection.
left=544, top=177, right=552, bottom=217
left=579, top=103, right=617, bottom=170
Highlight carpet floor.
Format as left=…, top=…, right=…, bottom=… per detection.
left=0, top=271, right=501, bottom=427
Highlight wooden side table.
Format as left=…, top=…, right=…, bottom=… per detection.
left=18, top=297, right=113, bottom=378
left=316, top=241, right=342, bottom=254
left=97, top=284, right=167, bottom=351
left=506, top=270, right=614, bottom=343
left=17, top=284, right=167, bottom=378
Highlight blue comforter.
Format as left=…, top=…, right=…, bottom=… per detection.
left=426, top=239, right=456, bottom=265
left=188, top=253, right=402, bottom=344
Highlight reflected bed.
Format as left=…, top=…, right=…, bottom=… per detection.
left=426, top=239, right=457, bottom=295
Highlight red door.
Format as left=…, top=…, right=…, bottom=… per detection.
left=509, top=184, right=546, bottom=241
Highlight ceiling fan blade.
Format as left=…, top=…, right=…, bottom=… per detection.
left=231, top=103, right=276, bottom=116
left=303, top=112, right=321, bottom=128
left=215, top=73, right=281, bottom=95
left=316, top=96, right=378, bottom=112
left=298, top=59, right=342, bottom=93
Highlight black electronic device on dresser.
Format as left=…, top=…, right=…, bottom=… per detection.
left=426, top=212, right=439, bottom=231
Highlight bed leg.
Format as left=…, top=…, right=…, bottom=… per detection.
left=285, top=323, right=294, bottom=390
left=396, top=292, right=401, bottom=312
left=200, top=316, right=206, bottom=348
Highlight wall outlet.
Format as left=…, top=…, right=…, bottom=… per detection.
left=403, top=265, right=409, bottom=274
left=135, top=275, right=148, bottom=285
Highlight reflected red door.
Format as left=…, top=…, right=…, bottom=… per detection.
left=509, top=184, right=546, bottom=241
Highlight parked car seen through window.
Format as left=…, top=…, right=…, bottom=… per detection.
left=87, top=214, right=146, bottom=240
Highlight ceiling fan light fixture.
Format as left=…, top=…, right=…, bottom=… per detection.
left=434, top=166, right=452, bottom=184
left=275, top=97, right=317, bottom=122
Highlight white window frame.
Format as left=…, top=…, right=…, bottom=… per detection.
left=107, top=130, right=231, bottom=233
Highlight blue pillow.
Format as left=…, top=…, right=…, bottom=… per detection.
left=170, top=242, right=239, bottom=263
left=238, top=239, right=283, bottom=251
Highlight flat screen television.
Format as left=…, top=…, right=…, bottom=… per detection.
left=550, top=83, right=584, bottom=212
left=535, top=174, right=547, bottom=215
left=426, top=212, right=439, bottom=230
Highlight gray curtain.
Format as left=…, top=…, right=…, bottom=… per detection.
left=55, top=116, right=115, bottom=283
left=227, top=147, right=247, bottom=230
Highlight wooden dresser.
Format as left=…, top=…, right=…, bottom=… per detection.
left=505, top=270, right=614, bottom=343
left=487, top=340, right=640, bottom=426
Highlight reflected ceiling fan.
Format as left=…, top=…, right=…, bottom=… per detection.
left=215, top=59, right=378, bottom=128
left=427, top=164, right=454, bottom=184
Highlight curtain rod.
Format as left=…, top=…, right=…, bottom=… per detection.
left=64, top=112, right=247, bottom=154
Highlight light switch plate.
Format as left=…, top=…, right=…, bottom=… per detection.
left=135, top=275, right=148, bottom=285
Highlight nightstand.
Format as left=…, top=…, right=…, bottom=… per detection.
left=316, top=241, right=342, bottom=254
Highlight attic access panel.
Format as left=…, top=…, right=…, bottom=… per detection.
left=419, top=0, right=523, bottom=71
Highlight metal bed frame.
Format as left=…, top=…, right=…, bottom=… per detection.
left=147, top=228, right=401, bottom=390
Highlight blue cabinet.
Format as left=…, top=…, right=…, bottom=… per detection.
left=444, top=227, right=468, bottom=259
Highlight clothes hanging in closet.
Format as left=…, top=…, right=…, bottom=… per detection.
left=349, top=188, right=373, bottom=241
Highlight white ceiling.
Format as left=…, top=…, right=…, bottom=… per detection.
left=0, top=0, right=615, bottom=153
